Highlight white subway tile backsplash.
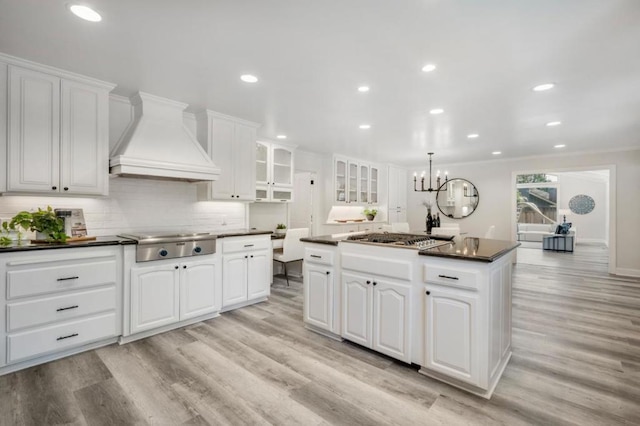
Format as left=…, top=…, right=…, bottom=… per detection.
left=0, top=177, right=246, bottom=236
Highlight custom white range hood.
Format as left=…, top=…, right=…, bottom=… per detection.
left=110, top=92, right=220, bottom=182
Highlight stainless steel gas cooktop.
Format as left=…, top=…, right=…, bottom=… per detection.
left=345, top=233, right=452, bottom=249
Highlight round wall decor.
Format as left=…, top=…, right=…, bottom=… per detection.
left=569, top=194, right=595, bottom=215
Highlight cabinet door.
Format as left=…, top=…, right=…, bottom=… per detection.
left=347, top=161, right=359, bottom=203
left=341, top=272, right=371, bottom=347
left=130, top=264, right=180, bottom=334
left=360, top=165, right=369, bottom=203
left=372, top=279, right=411, bottom=362
left=255, top=141, right=269, bottom=185
left=180, top=258, right=221, bottom=320
left=233, top=123, right=257, bottom=201
left=271, top=186, right=293, bottom=203
left=424, top=288, right=479, bottom=385
left=7, top=66, right=60, bottom=193
left=304, top=264, right=333, bottom=331
left=210, top=117, right=236, bottom=200
left=247, top=250, right=270, bottom=300
left=222, top=253, right=248, bottom=307
left=370, top=166, right=379, bottom=204
left=60, top=80, right=108, bottom=195
left=271, top=145, right=293, bottom=187
left=335, top=158, right=347, bottom=203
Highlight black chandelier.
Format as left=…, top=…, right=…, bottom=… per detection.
left=414, top=152, right=447, bottom=192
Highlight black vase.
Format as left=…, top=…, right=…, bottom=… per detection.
left=426, top=210, right=433, bottom=234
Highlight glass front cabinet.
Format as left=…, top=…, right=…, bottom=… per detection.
left=255, top=141, right=295, bottom=202
left=334, top=156, right=379, bottom=205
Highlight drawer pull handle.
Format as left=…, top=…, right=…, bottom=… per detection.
left=438, top=274, right=459, bottom=280
left=244, top=244, right=254, bottom=247
left=57, top=276, right=79, bottom=281
left=56, top=305, right=79, bottom=312
left=310, top=255, right=322, bottom=259
left=57, top=333, right=78, bottom=341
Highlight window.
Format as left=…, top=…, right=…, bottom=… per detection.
left=516, top=174, right=557, bottom=224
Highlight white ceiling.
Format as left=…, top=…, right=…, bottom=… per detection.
left=1, top=0, right=640, bottom=167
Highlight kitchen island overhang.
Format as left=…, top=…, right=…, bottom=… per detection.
left=301, top=233, right=518, bottom=399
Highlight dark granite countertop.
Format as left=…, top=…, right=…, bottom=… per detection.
left=300, top=235, right=347, bottom=246
left=215, top=229, right=273, bottom=238
left=419, top=237, right=520, bottom=262
left=0, top=235, right=136, bottom=253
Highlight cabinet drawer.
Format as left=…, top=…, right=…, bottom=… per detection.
left=423, top=265, right=480, bottom=290
left=7, top=258, right=117, bottom=299
left=7, top=286, right=116, bottom=332
left=222, top=236, right=270, bottom=253
left=7, top=312, right=117, bottom=364
left=304, top=247, right=334, bottom=266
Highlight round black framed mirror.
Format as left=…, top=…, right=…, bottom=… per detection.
left=436, top=178, right=479, bottom=219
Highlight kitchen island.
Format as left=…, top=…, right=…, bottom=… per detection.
left=302, top=233, right=519, bottom=399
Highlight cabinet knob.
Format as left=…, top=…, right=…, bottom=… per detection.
left=250, top=255, right=254, bottom=258
left=52, top=186, right=57, bottom=190
left=245, top=255, right=248, bottom=258
left=373, top=282, right=377, bottom=286
left=183, top=265, right=187, bottom=269
left=326, top=271, right=330, bottom=275
left=426, top=291, right=431, bottom=295
left=63, top=187, right=69, bottom=191
left=366, top=280, right=371, bottom=284
left=231, top=195, right=235, bottom=198
left=175, top=266, right=179, bottom=269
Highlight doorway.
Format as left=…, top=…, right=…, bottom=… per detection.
left=290, top=171, right=316, bottom=234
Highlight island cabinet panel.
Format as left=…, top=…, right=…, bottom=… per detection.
left=342, top=272, right=371, bottom=347
left=304, top=264, right=333, bottom=331
left=424, top=288, right=479, bottom=385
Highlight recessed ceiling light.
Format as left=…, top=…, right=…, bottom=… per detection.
left=554, top=144, right=566, bottom=148
left=359, top=124, right=371, bottom=129
left=546, top=121, right=562, bottom=127
left=276, top=135, right=287, bottom=139
left=533, top=83, right=555, bottom=92
left=358, top=86, right=370, bottom=93
left=422, top=64, right=437, bottom=73
left=429, top=108, right=444, bottom=115
left=492, top=151, right=502, bottom=155
left=68, top=4, right=102, bottom=22
left=467, top=133, right=479, bottom=139
left=240, top=74, right=258, bottom=83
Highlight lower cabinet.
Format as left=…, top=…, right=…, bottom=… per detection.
left=424, top=287, right=479, bottom=385
left=342, top=271, right=411, bottom=362
left=304, top=263, right=334, bottom=331
left=221, top=235, right=271, bottom=309
left=130, top=256, right=221, bottom=334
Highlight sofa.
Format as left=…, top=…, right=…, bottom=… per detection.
left=517, top=223, right=577, bottom=243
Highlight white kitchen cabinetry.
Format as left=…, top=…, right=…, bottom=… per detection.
left=302, top=245, right=341, bottom=337
left=130, top=255, right=222, bottom=334
left=420, top=255, right=513, bottom=398
left=0, top=246, right=122, bottom=374
left=4, top=62, right=113, bottom=196
left=334, top=156, right=380, bottom=205
left=221, top=235, right=271, bottom=310
left=196, top=110, right=260, bottom=201
left=388, top=166, right=408, bottom=223
left=255, top=140, right=296, bottom=202
left=342, top=271, right=411, bottom=362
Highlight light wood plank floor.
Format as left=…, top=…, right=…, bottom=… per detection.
left=2, top=244, right=639, bottom=425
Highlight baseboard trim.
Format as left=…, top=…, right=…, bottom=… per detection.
left=615, top=268, right=640, bottom=278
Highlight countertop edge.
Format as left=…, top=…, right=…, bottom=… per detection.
left=0, top=237, right=136, bottom=253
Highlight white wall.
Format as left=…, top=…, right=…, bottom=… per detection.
left=249, top=203, right=287, bottom=232
left=407, top=148, right=640, bottom=276
left=0, top=177, right=247, bottom=236
left=556, top=171, right=608, bottom=244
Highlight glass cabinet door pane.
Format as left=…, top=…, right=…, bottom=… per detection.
left=256, top=143, right=268, bottom=183
left=348, top=162, right=358, bottom=203
left=272, top=189, right=293, bottom=202
left=370, top=167, right=378, bottom=203
left=336, top=160, right=346, bottom=202
left=272, top=148, right=292, bottom=186
left=360, top=165, right=368, bottom=203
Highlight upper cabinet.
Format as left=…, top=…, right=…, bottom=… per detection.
left=255, top=140, right=296, bottom=203
left=334, top=156, right=379, bottom=205
left=196, top=110, right=260, bottom=201
left=1, top=57, right=114, bottom=196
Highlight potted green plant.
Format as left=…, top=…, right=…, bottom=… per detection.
left=363, top=208, right=378, bottom=221
left=275, top=223, right=287, bottom=235
left=9, top=206, right=68, bottom=243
